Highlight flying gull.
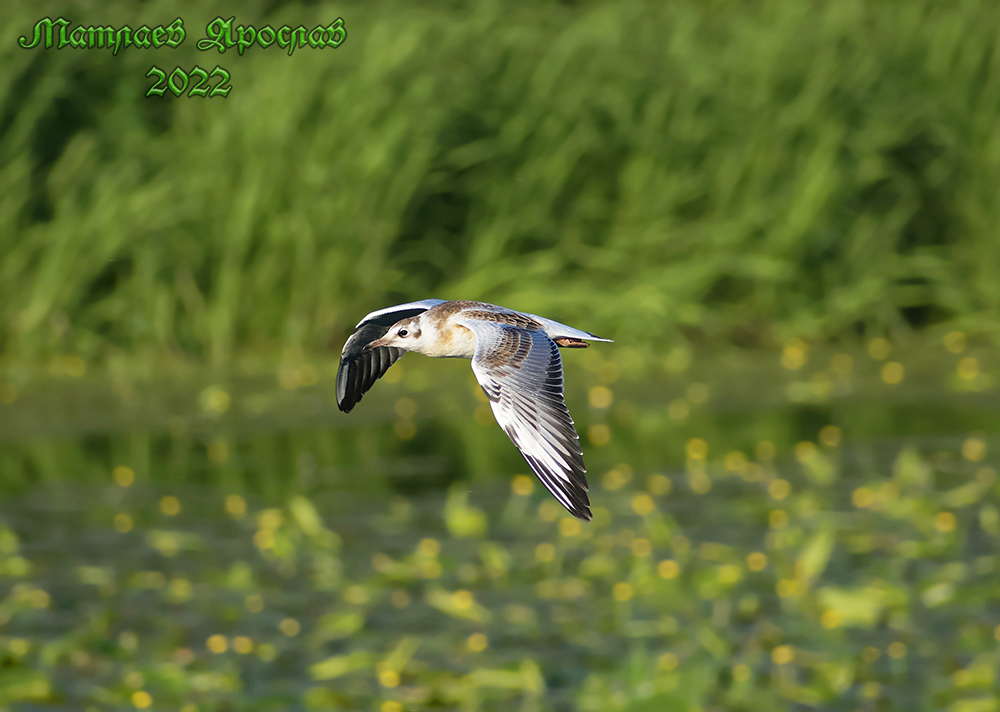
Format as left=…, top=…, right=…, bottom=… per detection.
left=337, top=300, right=612, bottom=520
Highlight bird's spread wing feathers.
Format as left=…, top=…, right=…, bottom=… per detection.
left=336, top=299, right=445, bottom=412
left=336, top=339, right=404, bottom=413
left=457, top=313, right=591, bottom=520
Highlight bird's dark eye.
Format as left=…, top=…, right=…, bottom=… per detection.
left=398, top=329, right=408, bottom=337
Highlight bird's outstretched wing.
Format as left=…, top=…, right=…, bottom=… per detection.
left=456, top=313, right=591, bottom=520
left=336, top=299, right=445, bottom=412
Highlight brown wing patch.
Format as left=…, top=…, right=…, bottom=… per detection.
left=463, top=309, right=543, bottom=331
left=480, top=327, right=533, bottom=371
left=424, top=300, right=489, bottom=330
left=424, top=300, right=543, bottom=333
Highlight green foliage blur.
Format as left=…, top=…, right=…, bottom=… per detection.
left=1, top=436, right=999, bottom=711
left=3, top=0, right=999, bottom=371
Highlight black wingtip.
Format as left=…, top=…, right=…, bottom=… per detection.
left=336, top=301, right=443, bottom=414
left=335, top=343, right=405, bottom=415
left=570, top=486, right=592, bottom=521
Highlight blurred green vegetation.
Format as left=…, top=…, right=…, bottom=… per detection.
left=2, top=0, right=1000, bottom=372
left=0, top=430, right=998, bottom=711
left=2, top=1, right=1000, bottom=711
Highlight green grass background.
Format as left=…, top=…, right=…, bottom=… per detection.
left=3, top=0, right=999, bottom=371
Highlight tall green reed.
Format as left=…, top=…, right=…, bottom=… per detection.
left=1, top=0, right=998, bottom=371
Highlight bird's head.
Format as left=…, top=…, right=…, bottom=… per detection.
left=365, top=316, right=425, bottom=352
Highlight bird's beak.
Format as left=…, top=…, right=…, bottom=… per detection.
left=365, top=338, right=389, bottom=350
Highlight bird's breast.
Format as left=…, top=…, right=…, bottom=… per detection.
left=425, top=323, right=478, bottom=359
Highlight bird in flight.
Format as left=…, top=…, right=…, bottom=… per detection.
left=337, top=300, right=612, bottom=520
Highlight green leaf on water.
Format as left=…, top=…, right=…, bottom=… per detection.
left=893, top=449, right=931, bottom=489
left=314, top=611, right=365, bottom=642
left=468, top=659, right=545, bottom=694
left=382, top=636, right=420, bottom=674
left=981, top=505, right=1000, bottom=537
left=444, top=487, right=489, bottom=539
left=816, top=585, right=898, bottom=628
left=0, top=669, right=51, bottom=702
left=796, top=527, right=834, bottom=584
left=309, top=652, right=372, bottom=681
left=425, top=586, right=492, bottom=623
